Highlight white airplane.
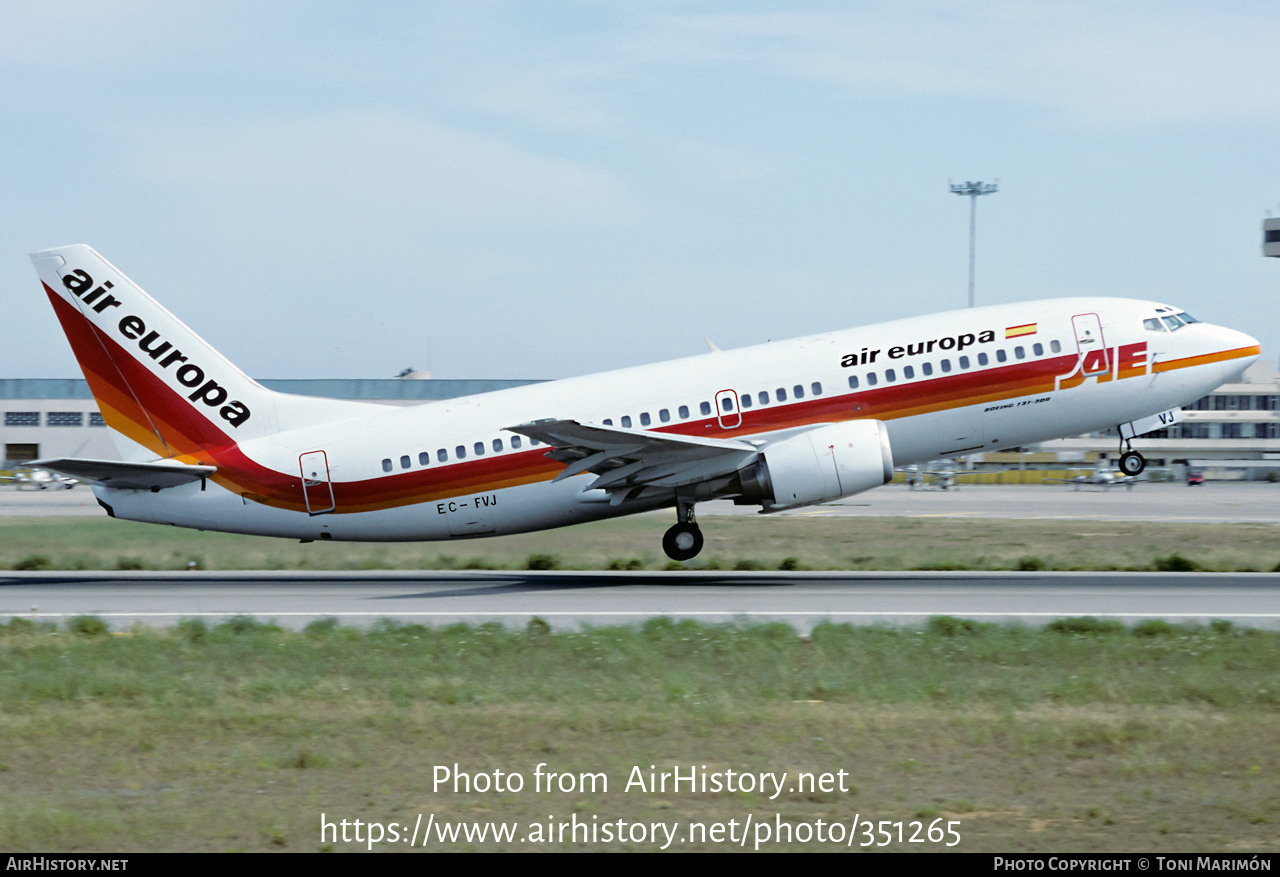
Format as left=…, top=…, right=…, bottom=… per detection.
left=1047, top=461, right=1139, bottom=490
left=28, top=245, right=1259, bottom=561
left=904, top=463, right=960, bottom=490
left=0, top=467, right=77, bottom=490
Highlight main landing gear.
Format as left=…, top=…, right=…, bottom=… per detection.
left=1117, top=431, right=1147, bottom=477
left=662, top=501, right=704, bottom=561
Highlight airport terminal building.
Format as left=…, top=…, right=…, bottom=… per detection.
left=0, top=377, right=540, bottom=467
left=5, top=364, right=1280, bottom=479
left=1017, top=359, right=1280, bottom=478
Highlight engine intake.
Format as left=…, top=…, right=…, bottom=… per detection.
left=740, top=420, right=894, bottom=510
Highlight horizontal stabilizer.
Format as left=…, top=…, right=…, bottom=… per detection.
left=31, top=457, right=216, bottom=490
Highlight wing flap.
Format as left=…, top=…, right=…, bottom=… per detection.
left=31, top=457, right=216, bottom=490
left=508, top=419, right=759, bottom=491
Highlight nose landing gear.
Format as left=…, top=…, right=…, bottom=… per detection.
left=1117, top=431, right=1146, bottom=477
left=662, top=501, right=704, bottom=561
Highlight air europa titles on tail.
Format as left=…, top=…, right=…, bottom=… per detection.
left=61, top=268, right=251, bottom=427
left=29, top=244, right=1262, bottom=560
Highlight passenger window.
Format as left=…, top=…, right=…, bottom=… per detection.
left=776, top=387, right=787, bottom=401
left=959, top=356, right=970, bottom=369
left=455, top=445, right=466, bottom=459
left=1050, top=340, right=1061, bottom=353
left=903, top=365, right=914, bottom=379
left=996, top=350, right=1007, bottom=363
left=1033, top=343, right=1043, bottom=356
left=493, top=438, right=503, bottom=453
left=400, top=455, right=411, bottom=469
left=603, top=418, right=613, bottom=426
left=640, top=412, right=651, bottom=426
left=758, top=391, right=769, bottom=405
left=941, top=359, right=951, bottom=373
left=511, top=436, right=522, bottom=449
left=419, top=452, right=430, bottom=466
left=381, top=458, right=392, bottom=473
left=847, top=376, right=859, bottom=389
left=867, top=372, right=878, bottom=386
left=1014, top=347, right=1025, bottom=360
left=922, top=362, right=933, bottom=376
left=531, top=438, right=540, bottom=446
left=437, top=448, right=448, bottom=463
left=678, top=405, right=689, bottom=419
left=621, top=415, right=632, bottom=428
left=885, top=368, right=896, bottom=383
left=811, top=382, right=822, bottom=395
left=977, top=353, right=989, bottom=366
left=700, top=401, right=712, bottom=416
left=793, top=384, right=804, bottom=399
left=721, top=397, right=734, bottom=412
left=660, top=409, right=670, bottom=422
left=741, top=394, right=753, bottom=409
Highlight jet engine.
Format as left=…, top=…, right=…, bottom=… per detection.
left=737, top=420, right=894, bottom=510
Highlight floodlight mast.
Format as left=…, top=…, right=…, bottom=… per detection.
left=950, top=180, right=998, bottom=308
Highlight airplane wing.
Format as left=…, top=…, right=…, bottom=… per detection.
left=508, top=419, right=759, bottom=495
left=31, top=457, right=216, bottom=490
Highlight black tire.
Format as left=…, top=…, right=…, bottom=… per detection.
left=662, top=522, right=704, bottom=561
left=1119, top=451, right=1146, bottom=476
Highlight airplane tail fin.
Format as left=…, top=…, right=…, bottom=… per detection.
left=31, top=245, right=373, bottom=463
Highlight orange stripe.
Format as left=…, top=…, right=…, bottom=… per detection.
left=1153, top=345, right=1260, bottom=373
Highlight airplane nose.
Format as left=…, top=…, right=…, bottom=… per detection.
left=1230, top=327, right=1262, bottom=356
left=1205, top=323, right=1260, bottom=355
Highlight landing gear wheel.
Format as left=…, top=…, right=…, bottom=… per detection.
left=663, top=522, right=704, bottom=561
left=1119, top=451, right=1146, bottom=477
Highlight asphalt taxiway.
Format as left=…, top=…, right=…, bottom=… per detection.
left=4, top=570, right=1279, bottom=632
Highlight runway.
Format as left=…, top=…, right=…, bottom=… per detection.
left=5, top=483, right=1280, bottom=632
left=4, top=570, right=1280, bottom=631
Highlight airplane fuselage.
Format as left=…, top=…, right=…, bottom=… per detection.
left=91, top=297, right=1257, bottom=542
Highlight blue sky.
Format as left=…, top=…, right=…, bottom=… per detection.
left=3, top=1, right=1278, bottom=381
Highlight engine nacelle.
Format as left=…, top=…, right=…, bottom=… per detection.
left=741, top=420, right=894, bottom=510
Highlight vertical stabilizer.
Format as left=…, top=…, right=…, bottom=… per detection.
left=31, top=245, right=373, bottom=462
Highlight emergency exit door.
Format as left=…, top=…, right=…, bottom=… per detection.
left=299, top=450, right=335, bottom=515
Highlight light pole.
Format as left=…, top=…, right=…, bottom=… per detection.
left=950, top=180, right=998, bottom=308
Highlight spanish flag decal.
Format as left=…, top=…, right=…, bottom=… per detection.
left=1005, top=323, right=1037, bottom=339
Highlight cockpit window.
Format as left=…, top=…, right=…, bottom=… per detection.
left=1162, top=315, right=1185, bottom=332
left=1143, top=318, right=1166, bottom=332
left=1176, top=312, right=1199, bottom=324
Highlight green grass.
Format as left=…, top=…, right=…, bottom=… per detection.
left=5, top=514, right=1280, bottom=571
left=4, top=615, right=1275, bottom=711
left=1, top=616, right=1278, bottom=852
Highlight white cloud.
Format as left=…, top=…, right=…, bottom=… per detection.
left=637, top=1, right=1280, bottom=126
left=114, top=108, right=633, bottom=235
left=674, top=140, right=769, bottom=183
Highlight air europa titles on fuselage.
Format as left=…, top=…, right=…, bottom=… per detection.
left=60, top=269, right=251, bottom=427
left=840, top=329, right=997, bottom=368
